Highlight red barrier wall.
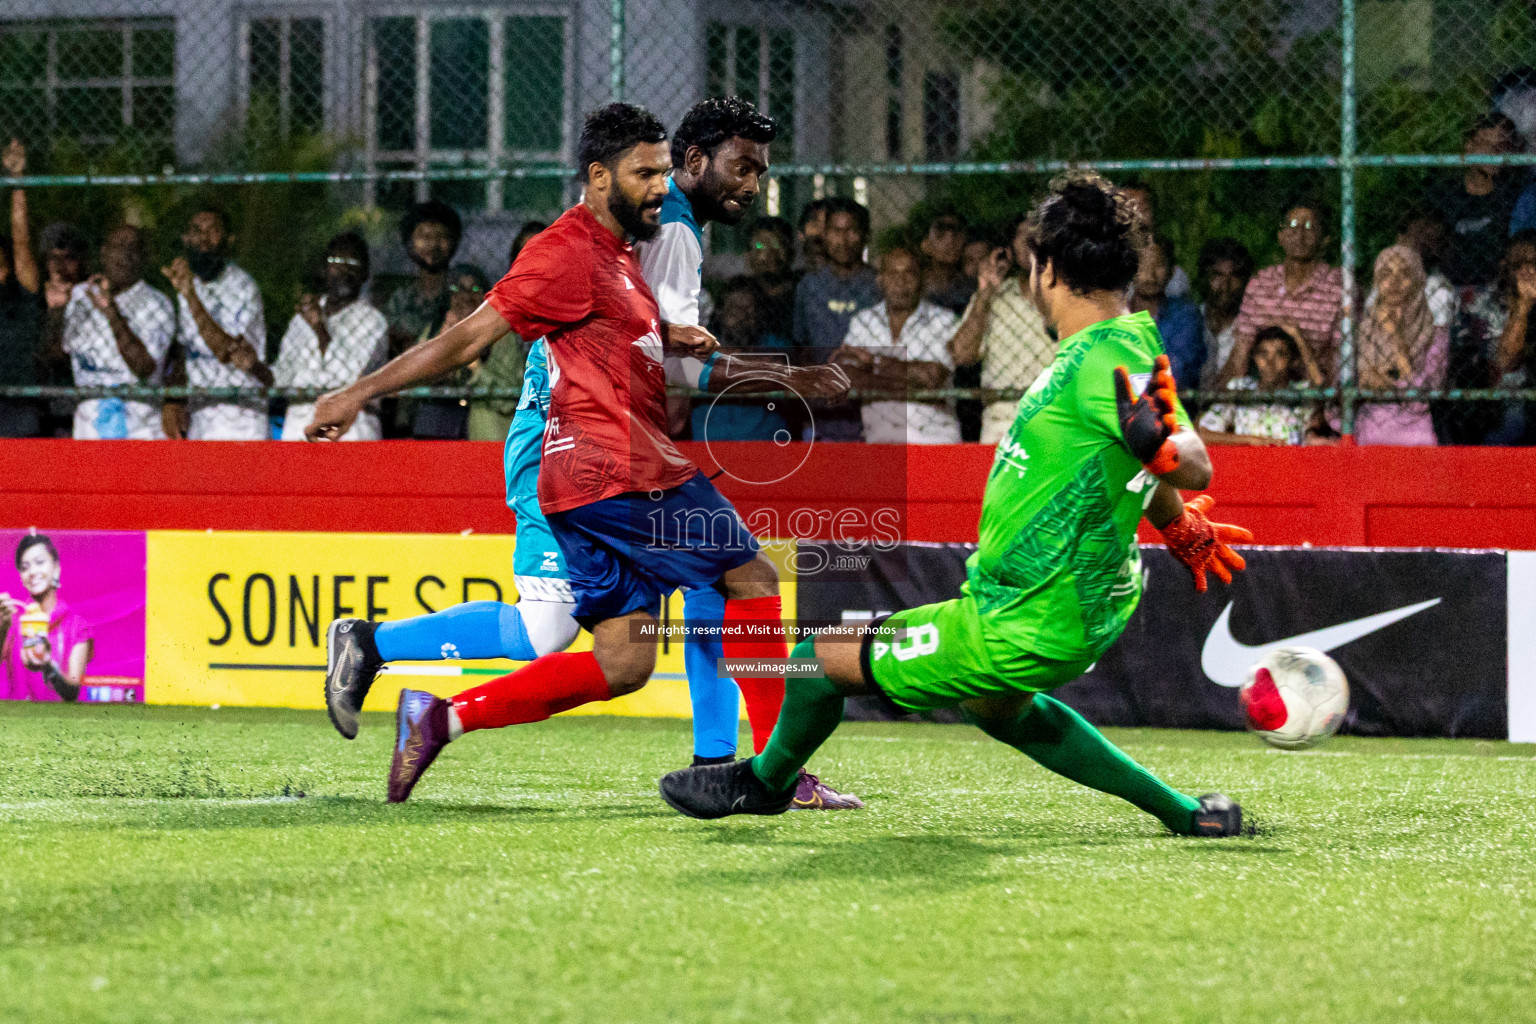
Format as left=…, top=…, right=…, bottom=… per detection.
left=4, top=439, right=1535, bottom=549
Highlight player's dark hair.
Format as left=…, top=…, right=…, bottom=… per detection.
left=797, top=198, right=830, bottom=231
left=1249, top=325, right=1303, bottom=382
left=15, top=533, right=58, bottom=570
left=1197, top=236, right=1255, bottom=283
left=577, top=103, right=667, bottom=183
left=671, top=97, right=778, bottom=168
left=187, top=205, right=232, bottom=235
left=398, top=200, right=462, bottom=252
left=822, top=197, right=870, bottom=237
left=327, top=231, right=370, bottom=277
left=1024, top=171, right=1145, bottom=294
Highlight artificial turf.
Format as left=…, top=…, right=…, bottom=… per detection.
left=2, top=703, right=1534, bottom=1024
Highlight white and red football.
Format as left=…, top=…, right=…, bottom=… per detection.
left=1239, top=646, right=1349, bottom=750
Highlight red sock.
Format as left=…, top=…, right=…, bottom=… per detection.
left=724, top=595, right=787, bottom=754
left=451, top=651, right=611, bottom=733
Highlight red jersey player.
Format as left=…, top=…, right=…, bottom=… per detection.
left=307, top=104, right=850, bottom=802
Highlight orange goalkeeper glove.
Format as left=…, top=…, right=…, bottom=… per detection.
left=1114, top=353, right=1181, bottom=476
left=1158, top=494, right=1253, bottom=593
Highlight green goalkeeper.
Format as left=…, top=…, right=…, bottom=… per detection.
left=659, top=171, right=1254, bottom=836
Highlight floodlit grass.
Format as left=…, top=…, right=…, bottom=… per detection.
left=2, top=703, right=1534, bottom=1023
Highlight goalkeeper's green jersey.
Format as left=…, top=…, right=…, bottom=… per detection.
left=965, top=311, right=1191, bottom=661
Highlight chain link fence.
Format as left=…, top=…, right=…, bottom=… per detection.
left=0, top=0, right=1534, bottom=443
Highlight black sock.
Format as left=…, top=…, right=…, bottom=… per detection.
left=691, top=753, right=736, bottom=767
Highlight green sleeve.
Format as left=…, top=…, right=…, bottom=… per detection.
left=1075, top=338, right=1193, bottom=451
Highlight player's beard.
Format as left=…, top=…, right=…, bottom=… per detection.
left=609, top=187, right=662, bottom=242
left=696, top=165, right=754, bottom=226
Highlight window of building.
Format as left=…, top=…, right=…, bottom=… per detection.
left=923, top=71, right=960, bottom=161
left=0, top=19, right=175, bottom=162
left=705, top=23, right=796, bottom=161
left=243, top=15, right=326, bottom=140
left=365, top=10, right=570, bottom=212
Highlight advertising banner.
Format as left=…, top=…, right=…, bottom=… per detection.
left=143, top=530, right=798, bottom=717
left=0, top=529, right=145, bottom=703
left=797, top=542, right=1509, bottom=739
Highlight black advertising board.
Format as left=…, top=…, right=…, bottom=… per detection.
left=795, top=543, right=1507, bottom=738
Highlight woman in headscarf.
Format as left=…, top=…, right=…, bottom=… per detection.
left=1355, top=245, right=1448, bottom=445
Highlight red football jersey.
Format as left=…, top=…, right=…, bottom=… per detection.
left=486, top=203, right=698, bottom=514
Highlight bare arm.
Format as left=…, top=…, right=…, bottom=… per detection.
left=704, top=353, right=851, bottom=400
left=163, top=258, right=273, bottom=386
left=951, top=249, right=1009, bottom=367
left=1145, top=479, right=1185, bottom=529
left=1158, top=429, right=1212, bottom=491
left=4, top=140, right=38, bottom=295
left=307, top=301, right=510, bottom=440
left=89, top=279, right=156, bottom=379
left=1495, top=295, right=1534, bottom=380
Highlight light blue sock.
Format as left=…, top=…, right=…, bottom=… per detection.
left=682, top=586, right=741, bottom=759
left=373, top=601, right=536, bottom=662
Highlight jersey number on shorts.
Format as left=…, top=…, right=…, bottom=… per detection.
left=873, top=621, right=940, bottom=663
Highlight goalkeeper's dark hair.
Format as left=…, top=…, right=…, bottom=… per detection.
left=1024, top=171, right=1145, bottom=294
left=671, top=97, right=777, bottom=168
left=577, top=103, right=667, bottom=183
left=15, top=532, right=58, bottom=570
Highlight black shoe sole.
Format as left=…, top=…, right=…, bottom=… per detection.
left=324, top=618, right=373, bottom=740
left=658, top=779, right=715, bottom=820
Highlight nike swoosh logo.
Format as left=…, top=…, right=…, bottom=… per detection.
left=731, top=795, right=748, bottom=810
left=1201, top=598, right=1441, bottom=688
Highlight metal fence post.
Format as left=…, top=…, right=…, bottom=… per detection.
left=1339, top=0, right=1359, bottom=436
left=610, top=0, right=626, bottom=103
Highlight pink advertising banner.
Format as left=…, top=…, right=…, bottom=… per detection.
left=0, top=529, right=146, bottom=703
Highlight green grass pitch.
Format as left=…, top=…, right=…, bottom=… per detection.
left=3, top=703, right=1535, bottom=1023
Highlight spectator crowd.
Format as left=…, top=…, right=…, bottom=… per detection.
left=7, top=109, right=1536, bottom=448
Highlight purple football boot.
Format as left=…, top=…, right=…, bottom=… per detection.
left=790, top=769, right=864, bottom=810
left=387, top=689, right=451, bottom=803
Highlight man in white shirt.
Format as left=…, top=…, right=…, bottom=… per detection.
left=273, top=233, right=388, bottom=441
left=162, top=207, right=271, bottom=440
left=836, top=245, right=960, bottom=444
left=57, top=226, right=175, bottom=439
left=950, top=215, right=1057, bottom=443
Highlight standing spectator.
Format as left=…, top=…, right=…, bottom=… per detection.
left=687, top=276, right=793, bottom=442
left=161, top=206, right=271, bottom=440
left=921, top=212, right=975, bottom=315
left=465, top=223, right=543, bottom=442
left=950, top=214, right=1055, bottom=444
left=834, top=244, right=960, bottom=444
left=1430, top=114, right=1521, bottom=287
left=1355, top=245, right=1447, bottom=446
left=743, top=216, right=796, bottom=339
left=795, top=198, right=830, bottom=273
left=273, top=232, right=388, bottom=441
left=404, top=264, right=486, bottom=440
left=1222, top=198, right=1343, bottom=384
left=55, top=226, right=174, bottom=439
left=1196, top=238, right=1254, bottom=389
left=0, top=138, right=42, bottom=438
left=1131, top=234, right=1204, bottom=387
left=38, top=220, right=90, bottom=435
left=1459, top=231, right=1536, bottom=444
left=793, top=197, right=879, bottom=440
left=1118, top=181, right=1192, bottom=298
left=1198, top=325, right=1328, bottom=446
left=383, top=200, right=461, bottom=356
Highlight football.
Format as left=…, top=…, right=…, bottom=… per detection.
left=1239, top=646, right=1350, bottom=750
